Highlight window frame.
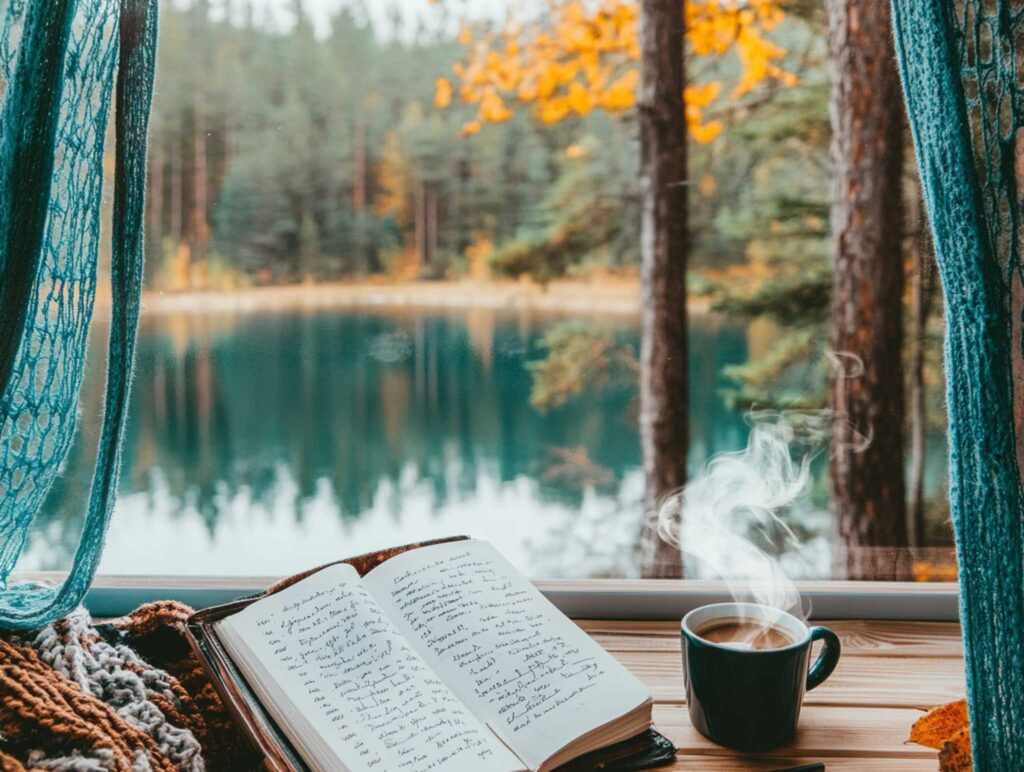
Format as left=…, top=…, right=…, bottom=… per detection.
left=16, top=573, right=960, bottom=622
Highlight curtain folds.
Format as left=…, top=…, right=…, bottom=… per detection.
left=0, top=0, right=157, bottom=629
left=891, top=1, right=1024, bottom=767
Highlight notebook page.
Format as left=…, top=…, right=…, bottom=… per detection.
left=363, top=541, right=651, bottom=771
left=219, top=563, right=524, bottom=772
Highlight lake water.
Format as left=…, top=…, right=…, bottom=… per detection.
left=20, top=307, right=949, bottom=578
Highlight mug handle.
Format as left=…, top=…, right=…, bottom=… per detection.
left=806, top=626, right=841, bottom=691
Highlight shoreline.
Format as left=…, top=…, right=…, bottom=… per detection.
left=130, top=280, right=713, bottom=316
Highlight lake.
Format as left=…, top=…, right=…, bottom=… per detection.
left=19, top=306, right=949, bottom=578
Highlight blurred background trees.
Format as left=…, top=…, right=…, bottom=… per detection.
left=139, top=0, right=948, bottom=579
left=145, top=0, right=805, bottom=290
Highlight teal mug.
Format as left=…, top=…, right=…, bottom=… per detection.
left=681, top=602, right=841, bottom=752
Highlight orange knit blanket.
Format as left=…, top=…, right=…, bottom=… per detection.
left=0, top=602, right=255, bottom=771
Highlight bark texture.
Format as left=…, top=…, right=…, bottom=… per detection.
left=191, top=94, right=209, bottom=270
left=907, top=188, right=936, bottom=548
left=826, top=0, right=909, bottom=579
left=637, top=0, right=688, bottom=578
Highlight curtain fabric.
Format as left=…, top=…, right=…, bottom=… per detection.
left=0, top=0, right=157, bottom=629
left=891, top=1, right=1024, bottom=768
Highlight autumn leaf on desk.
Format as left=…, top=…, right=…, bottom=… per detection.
left=938, top=727, right=972, bottom=772
left=909, top=699, right=972, bottom=771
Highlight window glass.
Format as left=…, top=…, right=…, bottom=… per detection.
left=22, top=1, right=953, bottom=582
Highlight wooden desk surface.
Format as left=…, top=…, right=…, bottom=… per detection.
left=578, top=619, right=964, bottom=771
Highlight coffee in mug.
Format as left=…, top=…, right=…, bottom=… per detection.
left=695, top=618, right=797, bottom=650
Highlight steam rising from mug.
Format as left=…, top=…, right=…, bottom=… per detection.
left=655, top=411, right=831, bottom=620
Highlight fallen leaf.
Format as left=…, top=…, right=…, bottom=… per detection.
left=909, top=699, right=968, bottom=750
left=939, top=727, right=972, bottom=772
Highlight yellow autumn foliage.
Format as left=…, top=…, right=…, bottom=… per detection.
left=479, top=89, right=514, bottom=122
left=434, top=0, right=797, bottom=142
left=600, top=69, right=638, bottom=110
left=434, top=78, right=452, bottom=109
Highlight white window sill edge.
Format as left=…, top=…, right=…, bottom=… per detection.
left=11, top=574, right=960, bottom=622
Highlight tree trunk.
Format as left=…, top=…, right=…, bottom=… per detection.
left=353, top=109, right=367, bottom=212
left=225, top=103, right=237, bottom=167
left=826, top=0, right=909, bottom=579
left=147, top=133, right=164, bottom=288
left=191, top=95, right=210, bottom=279
left=169, top=135, right=186, bottom=289
left=426, top=186, right=438, bottom=268
left=415, top=180, right=426, bottom=268
left=637, top=0, right=688, bottom=578
left=169, top=135, right=182, bottom=247
left=353, top=108, right=368, bottom=273
left=907, top=186, right=935, bottom=548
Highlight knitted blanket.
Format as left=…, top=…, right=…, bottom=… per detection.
left=0, top=602, right=255, bottom=771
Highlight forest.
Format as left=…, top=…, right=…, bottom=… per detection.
left=143, top=0, right=946, bottom=580
left=147, top=0, right=824, bottom=288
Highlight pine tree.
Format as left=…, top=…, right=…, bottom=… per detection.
left=825, top=0, right=908, bottom=579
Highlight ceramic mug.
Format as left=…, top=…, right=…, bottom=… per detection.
left=681, top=602, right=841, bottom=752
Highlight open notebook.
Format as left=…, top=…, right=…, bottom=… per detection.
left=212, top=540, right=654, bottom=771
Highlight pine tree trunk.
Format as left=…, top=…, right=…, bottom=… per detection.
left=353, top=108, right=368, bottom=273
left=426, top=187, right=438, bottom=267
left=192, top=95, right=209, bottom=277
left=637, top=0, right=688, bottom=578
left=415, top=181, right=426, bottom=268
left=170, top=135, right=182, bottom=247
left=225, top=103, right=237, bottom=167
left=907, top=188, right=935, bottom=548
left=169, top=135, right=186, bottom=289
left=353, top=110, right=367, bottom=212
left=148, top=135, right=163, bottom=241
left=826, top=0, right=909, bottom=579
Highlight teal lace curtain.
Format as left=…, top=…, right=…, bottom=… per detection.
left=892, top=1, right=1024, bottom=767
left=0, top=0, right=156, bottom=629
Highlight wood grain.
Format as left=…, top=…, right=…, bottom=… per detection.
left=581, top=618, right=958, bottom=770
left=653, top=704, right=933, bottom=758
left=578, top=619, right=963, bottom=658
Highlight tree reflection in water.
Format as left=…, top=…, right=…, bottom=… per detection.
left=24, top=308, right=945, bottom=577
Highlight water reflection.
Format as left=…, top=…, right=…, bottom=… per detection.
left=23, top=307, right=946, bottom=577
